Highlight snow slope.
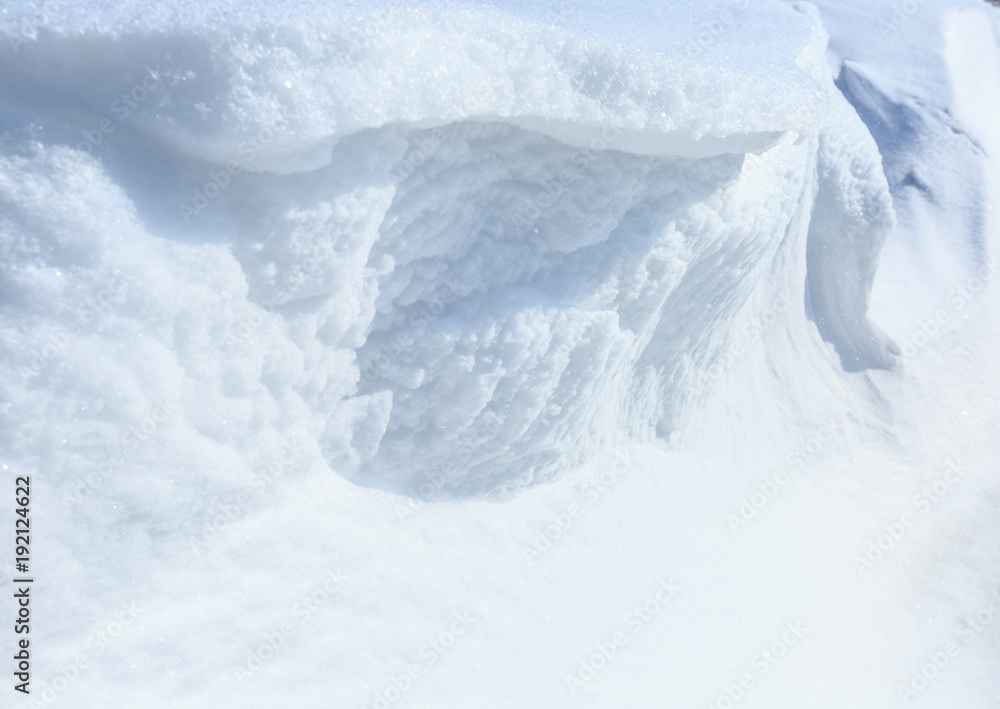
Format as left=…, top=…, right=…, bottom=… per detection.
left=0, top=0, right=998, bottom=707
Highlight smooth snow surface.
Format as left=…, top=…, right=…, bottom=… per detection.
left=0, top=0, right=998, bottom=707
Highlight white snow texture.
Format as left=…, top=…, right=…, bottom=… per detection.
left=1, top=0, right=998, bottom=707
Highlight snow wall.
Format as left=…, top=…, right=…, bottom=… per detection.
left=0, top=0, right=897, bottom=498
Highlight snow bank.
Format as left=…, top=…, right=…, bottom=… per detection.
left=0, top=0, right=898, bottom=498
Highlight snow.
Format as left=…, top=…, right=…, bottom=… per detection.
left=0, top=0, right=998, bottom=707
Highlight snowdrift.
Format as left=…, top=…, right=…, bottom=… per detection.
left=1, top=0, right=895, bottom=499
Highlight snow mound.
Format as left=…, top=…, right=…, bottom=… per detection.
left=0, top=0, right=894, bottom=497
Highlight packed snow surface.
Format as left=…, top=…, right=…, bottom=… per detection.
left=0, top=0, right=998, bottom=707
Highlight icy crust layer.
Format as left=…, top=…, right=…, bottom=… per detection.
left=0, top=1, right=894, bottom=496
left=0, top=1, right=827, bottom=170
